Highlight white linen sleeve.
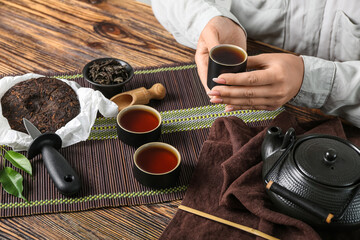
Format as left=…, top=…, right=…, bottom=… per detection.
left=151, top=0, right=246, bottom=49
left=290, top=56, right=360, bottom=128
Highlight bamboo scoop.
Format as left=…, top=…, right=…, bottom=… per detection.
left=110, top=83, right=166, bottom=111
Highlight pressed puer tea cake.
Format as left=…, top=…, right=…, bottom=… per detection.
left=1, top=77, right=80, bottom=133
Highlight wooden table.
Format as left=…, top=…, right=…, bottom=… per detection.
left=0, top=0, right=331, bottom=239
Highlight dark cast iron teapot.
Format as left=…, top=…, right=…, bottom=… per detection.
left=261, top=126, right=360, bottom=228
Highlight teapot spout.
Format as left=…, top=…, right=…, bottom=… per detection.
left=261, top=127, right=295, bottom=161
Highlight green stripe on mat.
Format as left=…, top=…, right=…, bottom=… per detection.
left=52, top=64, right=197, bottom=79
left=161, top=105, right=284, bottom=133
left=133, top=64, right=196, bottom=75
left=0, top=185, right=188, bottom=209
left=88, top=105, right=284, bottom=140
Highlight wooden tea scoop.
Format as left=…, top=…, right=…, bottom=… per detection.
left=110, top=83, right=166, bottom=111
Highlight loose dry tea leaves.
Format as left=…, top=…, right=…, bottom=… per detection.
left=89, top=59, right=129, bottom=85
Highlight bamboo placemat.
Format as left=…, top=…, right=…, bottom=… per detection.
left=0, top=63, right=284, bottom=217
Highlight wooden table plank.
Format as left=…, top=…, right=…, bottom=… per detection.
left=0, top=0, right=195, bottom=74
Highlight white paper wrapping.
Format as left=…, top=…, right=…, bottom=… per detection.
left=0, top=73, right=118, bottom=151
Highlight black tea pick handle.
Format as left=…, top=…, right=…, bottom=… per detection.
left=24, top=118, right=81, bottom=196
left=28, top=133, right=81, bottom=196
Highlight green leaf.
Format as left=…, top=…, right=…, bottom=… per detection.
left=4, top=150, right=32, bottom=176
left=0, top=167, right=27, bottom=201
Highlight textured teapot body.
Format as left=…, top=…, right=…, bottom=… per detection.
left=261, top=127, right=360, bottom=228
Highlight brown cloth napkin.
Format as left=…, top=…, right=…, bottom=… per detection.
left=159, top=111, right=360, bottom=240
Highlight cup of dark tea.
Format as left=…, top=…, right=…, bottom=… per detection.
left=133, top=142, right=181, bottom=188
left=116, top=105, right=162, bottom=147
left=207, top=44, right=248, bottom=89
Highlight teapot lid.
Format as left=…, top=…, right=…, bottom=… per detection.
left=293, top=135, right=360, bottom=187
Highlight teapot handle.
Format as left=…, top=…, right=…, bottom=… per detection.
left=266, top=180, right=335, bottom=224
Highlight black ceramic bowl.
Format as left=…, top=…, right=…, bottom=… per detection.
left=82, top=57, right=134, bottom=99
left=133, top=142, right=181, bottom=189
left=116, top=105, right=162, bottom=147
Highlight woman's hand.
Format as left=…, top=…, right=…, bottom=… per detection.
left=207, top=53, right=305, bottom=111
left=195, top=16, right=247, bottom=92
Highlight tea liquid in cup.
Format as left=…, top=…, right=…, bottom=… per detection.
left=120, top=108, right=159, bottom=132
left=133, top=142, right=181, bottom=188
left=136, top=144, right=179, bottom=174
left=116, top=105, right=162, bottom=147
left=207, top=44, right=247, bottom=89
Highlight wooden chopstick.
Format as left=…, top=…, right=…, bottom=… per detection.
left=178, top=205, right=280, bottom=240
